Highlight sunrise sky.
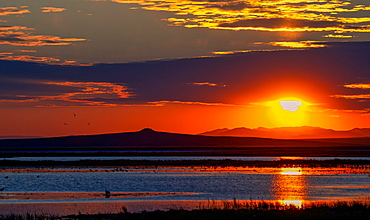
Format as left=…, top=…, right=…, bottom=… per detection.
left=0, top=0, right=369, bottom=137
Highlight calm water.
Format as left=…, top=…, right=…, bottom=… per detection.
left=0, top=157, right=369, bottom=215
left=2, top=156, right=370, bottom=161
left=0, top=169, right=369, bottom=203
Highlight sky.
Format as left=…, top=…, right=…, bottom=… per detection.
left=0, top=0, right=369, bottom=137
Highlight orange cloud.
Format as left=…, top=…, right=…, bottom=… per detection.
left=0, top=52, right=60, bottom=63
left=268, top=41, right=327, bottom=48
left=0, top=81, right=133, bottom=107
left=109, top=0, right=370, bottom=34
left=0, top=52, right=91, bottom=66
left=188, top=82, right=226, bottom=87
left=331, top=94, right=370, bottom=99
left=212, top=48, right=306, bottom=55
left=212, top=50, right=253, bottom=55
left=148, top=100, right=242, bottom=107
left=41, top=7, right=66, bottom=13
left=323, top=34, right=355, bottom=38
left=344, top=84, right=370, bottom=89
left=0, top=26, right=86, bottom=46
left=0, top=7, right=30, bottom=16
left=14, top=50, right=37, bottom=53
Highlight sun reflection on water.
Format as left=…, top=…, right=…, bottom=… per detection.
left=280, top=167, right=303, bottom=175
left=273, top=167, right=307, bottom=208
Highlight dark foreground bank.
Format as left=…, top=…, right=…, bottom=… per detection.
left=2, top=201, right=370, bottom=220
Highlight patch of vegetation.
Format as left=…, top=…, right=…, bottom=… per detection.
left=1, top=200, right=370, bottom=220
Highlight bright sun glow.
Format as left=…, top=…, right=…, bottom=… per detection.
left=280, top=168, right=303, bottom=175
left=280, top=100, right=302, bottom=111
left=265, top=97, right=311, bottom=127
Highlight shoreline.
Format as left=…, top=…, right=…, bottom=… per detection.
left=1, top=158, right=370, bottom=168
left=1, top=199, right=370, bottom=219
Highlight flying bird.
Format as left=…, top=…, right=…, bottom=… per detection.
left=0, top=187, right=4, bottom=193
left=64, top=122, right=68, bottom=125
left=73, top=113, right=77, bottom=117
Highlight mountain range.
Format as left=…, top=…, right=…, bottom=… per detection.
left=0, top=128, right=369, bottom=149
left=200, top=126, right=370, bottom=139
left=1, top=128, right=370, bottom=157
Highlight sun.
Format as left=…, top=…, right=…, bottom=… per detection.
left=279, top=100, right=302, bottom=112
left=267, top=97, right=311, bottom=127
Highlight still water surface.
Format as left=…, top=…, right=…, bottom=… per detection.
left=1, top=169, right=369, bottom=203
left=2, top=156, right=370, bottom=161
left=0, top=157, right=369, bottom=215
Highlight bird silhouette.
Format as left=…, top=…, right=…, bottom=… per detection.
left=64, top=122, right=68, bottom=125
left=73, top=113, right=77, bottom=117
left=105, top=189, right=111, bottom=198
left=0, top=187, right=4, bottom=193
left=87, top=122, right=90, bottom=125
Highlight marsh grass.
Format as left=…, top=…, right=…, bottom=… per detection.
left=0, top=213, right=59, bottom=220
left=1, top=200, right=370, bottom=220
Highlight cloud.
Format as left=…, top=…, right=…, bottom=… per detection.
left=0, top=52, right=60, bottom=63
left=344, top=84, right=370, bottom=90
left=41, top=7, right=66, bottom=13
left=14, top=50, right=37, bottom=53
left=0, top=26, right=86, bottom=46
left=218, top=18, right=342, bottom=30
left=0, top=52, right=91, bottom=66
left=268, top=41, right=327, bottom=48
left=331, top=94, right=370, bottom=99
left=323, top=34, right=355, bottom=39
left=0, top=41, right=370, bottom=113
left=212, top=49, right=303, bottom=55
left=216, top=18, right=370, bottom=32
left=0, top=81, right=133, bottom=107
left=330, top=83, right=370, bottom=102
left=0, top=7, right=30, bottom=16
left=108, top=0, right=370, bottom=34
left=188, top=82, right=226, bottom=87
left=0, top=7, right=87, bottom=65
left=148, top=100, right=242, bottom=107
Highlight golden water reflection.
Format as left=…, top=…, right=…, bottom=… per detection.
left=273, top=167, right=306, bottom=208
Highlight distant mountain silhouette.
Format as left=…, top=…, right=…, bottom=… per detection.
left=0, top=128, right=369, bottom=149
left=200, top=126, right=370, bottom=139
left=0, top=136, right=43, bottom=140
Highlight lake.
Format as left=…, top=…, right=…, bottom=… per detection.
left=0, top=156, right=369, bottom=215
left=2, top=156, right=370, bottom=161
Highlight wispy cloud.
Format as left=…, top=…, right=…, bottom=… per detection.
left=1, top=41, right=369, bottom=113
left=0, top=52, right=91, bottom=66
left=188, top=82, right=226, bottom=87
left=344, top=84, right=370, bottom=90
left=0, top=52, right=60, bottom=63
left=41, top=7, right=66, bottom=13
left=109, top=0, right=370, bottom=34
left=14, top=50, right=37, bottom=53
left=0, top=81, right=134, bottom=107
left=0, top=7, right=30, bottom=16
left=0, top=6, right=87, bottom=65
left=331, top=83, right=370, bottom=100
left=148, top=100, right=242, bottom=107
left=331, top=94, right=370, bottom=99
left=268, top=41, right=327, bottom=48
left=323, top=34, right=355, bottom=39
left=0, top=26, right=86, bottom=46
